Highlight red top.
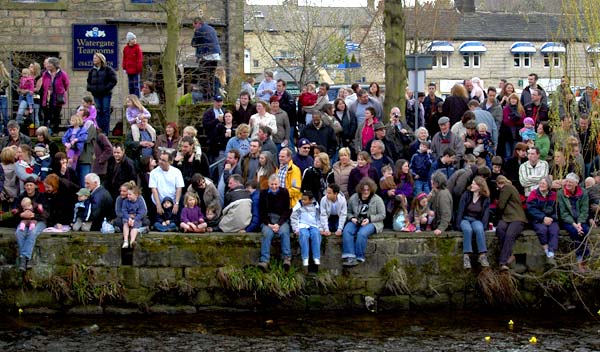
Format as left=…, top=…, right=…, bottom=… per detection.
left=122, top=43, right=143, bottom=75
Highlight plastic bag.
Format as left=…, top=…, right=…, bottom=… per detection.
left=101, top=217, right=115, bottom=234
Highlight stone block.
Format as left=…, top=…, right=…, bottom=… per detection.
left=365, top=277, right=384, bottom=293
left=396, top=239, right=424, bottom=255
left=184, top=267, right=213, bottom=288
left=134, top=247, right=170, bottom=267
left=147, top=305, right=196, bottom=314
left=157, top=267, right=181, bottom=282
left=306, top=294, right=348, bottom=310
left=138, top=268, right=158, bottom=288
left=169, top=247, right=201, bottom=267
left=409, top=293, right=450, bottom=309
left=193, top=289, right=213, bottom=306
left=15, top=290, right=58, bottom=308
left=118, top=267, right=140, bottom=289
left=104, top=306, right=143, bottom=314
left=378, top=295, right=410, bottom=311
left=0, top=265, right=23, bottom=288
left=123, top=288, right=153, bottom=305
left=67, top=305, right=103, bottom=315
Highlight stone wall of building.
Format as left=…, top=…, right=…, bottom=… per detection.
left=1, top=229, right=598, bottom=314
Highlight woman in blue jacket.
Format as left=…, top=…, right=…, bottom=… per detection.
left=526, top=176, right=558, bottom=264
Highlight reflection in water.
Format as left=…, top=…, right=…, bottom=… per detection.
left=1, top=310, right=599, bottom=351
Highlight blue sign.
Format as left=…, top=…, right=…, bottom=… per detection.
left=345, top=42, right=360, bottom=52
left=72, top=24, right=118, bottom=70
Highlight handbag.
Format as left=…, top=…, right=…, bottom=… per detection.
left=55, top=93, right=65, bottom=106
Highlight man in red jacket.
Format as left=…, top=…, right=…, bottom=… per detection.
left=122, top=32, right=143, bottom=96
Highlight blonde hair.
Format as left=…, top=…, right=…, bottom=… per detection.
left=1, top=147, right=16, bottom=164
left=94, top=52, right=107, bottom=67
left=338, top=147, right=350, bottom=158
left=184, top=192, right=199, bottom=208
left=451, top=84, right=468, bottom=99
left=126, top=94, right=145, bottom=112
left=22, top=68, right=31, bottom=76
left=21, top=197, right=32, bottom=208
left=236, top=123, right=250, bottom=137
left=215, top=66, right=227, bottom=86
left=306, top=83, right=316, bottom=92
left=477, top=123, right=487, bottom=132
left=182, top=126, right=197, bottom=138
left=496, top=175, right=512, bottom=187
left=316, top=153, right=331, bottom=173
left=70, top=114, right=83, bottom=127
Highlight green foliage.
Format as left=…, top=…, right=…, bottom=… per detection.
left=217, top=263, right=305, bottom=299
left=46, top=264, right=124, bottom=305
left=380, top=258, right=410, bottom=295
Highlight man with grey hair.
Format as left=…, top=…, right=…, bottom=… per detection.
left=85, top=173, right=114, bottom=231
left=349, top=88, right=383, bottom=126
left=369, top=139, right=393, bottom=179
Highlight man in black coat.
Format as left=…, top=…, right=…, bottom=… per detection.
left=299, top=112, right=337, bottom=156
left=105, top=143, right=137, bottom=199
left=85, top=173, right=115, bottom=231
left=274, top=79, right=297, bottom=138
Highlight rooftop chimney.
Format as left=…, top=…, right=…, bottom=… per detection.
left=454, top=0, right=475, bottom=13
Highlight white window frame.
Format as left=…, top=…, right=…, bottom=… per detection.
left=513, top=53, right=531, bottom=68
left=432, top=53, right=449, bottom=68
left=543, top=53, right=560, bottom=68
left=463, top=53, right=481, bottom=68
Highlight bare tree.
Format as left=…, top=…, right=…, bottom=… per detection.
left=246, top=4, right=351, bottom=87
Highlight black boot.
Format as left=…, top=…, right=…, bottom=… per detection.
left=18, top=256, right=27, bottom=272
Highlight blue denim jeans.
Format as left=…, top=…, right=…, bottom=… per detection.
left=298, top=227, right=321, bottom=261
left=94, top=95, right=112, bottom=135
left=15, top=221, right=46, bottom=259
left=0, top=95, right=9, bottom=132
left=563, top=222, right=590, bottom=260
left=154, top=221, right=177, bottom=232
left=128, top=74, right=140, bottom=96
left=260, top=222, right=291, bottom=262
left=16, top=100, right=29, bottom=124
left=413, top=179, right=431, bottom=197
left=342, top=221, right=376, bottom=261
left=460, top=217, right=487, bottom=254
left=77, top=163, right=91, bottom=188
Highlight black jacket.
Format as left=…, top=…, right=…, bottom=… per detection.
left=299, top=123, right=338, bottom=156
left=105, top=156, right=137, bottom=198
left=87, top=66, right=117, bottom=97
left=90, top=186, right=115, bottom=231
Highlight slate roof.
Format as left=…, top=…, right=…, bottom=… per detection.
left=404, top=10, right=585, bottom=42
left=245, top=5, right=587, bottom=43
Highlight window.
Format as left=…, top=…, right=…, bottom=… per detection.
left=253, top=60, right=259, bottom=68
left=513, top=53, right=531, bottom=68
left=432, top=54, right=449, bottom=68
left=253, top=11, right=264, bottom=18
left=543, top=53, right=560, bottom=68
left=462, top=53, right=480, bottom=68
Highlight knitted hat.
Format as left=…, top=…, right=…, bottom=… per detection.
left=524, top=117, right=535, bottom=126
left=126, top=32, right=136, bottom=42
left=34, top=143, right=48, bottom=154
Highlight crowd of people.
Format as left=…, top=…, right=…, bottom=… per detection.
left=2, top=63, right=599, bottom=274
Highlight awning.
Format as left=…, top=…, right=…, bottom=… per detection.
left=510, top=42, right=536, bottom=53
left=428, top=41, right=454, bottom=53
left=459, top=41, right=486, bottom=53
left=586, top=44, right=600, bottom=53
left=540, top=42, right=566, bottom=53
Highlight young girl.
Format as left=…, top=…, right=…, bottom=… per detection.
left=62, top=114, right=88, bottom=168
left=126, top=94, right=156, bottom=141
left=394, top=159, right=414, bottom=202
left=519, top=117, right=536, bottom=143
left=180, top=192, right=208, bottom=233
left=474, top=123, right=493, bottom=157
left=392, top=195, right=411, bottom=232
left=175, top=126, right=204, bottom=163
left=121, top=185, right=147, bottom=248
left=16, top=68, right=35, bottom=122
left=379, top=164, right=397, bottom=213
left=409, top=192, right=433, bottom=232
left=78, top=96, right=99, bottom=130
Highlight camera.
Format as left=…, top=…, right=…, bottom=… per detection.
left=392, top=113, right=400, bottom=118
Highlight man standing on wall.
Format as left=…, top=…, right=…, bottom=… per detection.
left=191, top=16, right=221, bottom=101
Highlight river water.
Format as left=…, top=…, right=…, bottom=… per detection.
left=1, top=310, right=599, bottom=351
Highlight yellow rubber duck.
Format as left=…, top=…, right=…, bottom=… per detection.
left=508, top=320, right=514, bottom=329
left=484, top=336, right=491, bottom=342
left=18, top=308, right=23, bottom=315
left=529, top=336, right=537, bottom=344
left=597, top=309, right=600, bottom=315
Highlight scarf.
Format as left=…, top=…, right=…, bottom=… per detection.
left=357, top=164, right=370, bottom=178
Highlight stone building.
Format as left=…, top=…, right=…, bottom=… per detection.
left=0, top=0, right=243, bottom=130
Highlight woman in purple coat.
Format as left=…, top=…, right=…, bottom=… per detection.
left=347, top=151, right=379, bottom=197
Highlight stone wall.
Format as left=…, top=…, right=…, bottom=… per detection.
left=1, top=228, right=598, bottom=314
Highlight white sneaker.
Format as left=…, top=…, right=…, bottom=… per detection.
left=314, top=258, right=320, bottom=265
left=122, top=241, right=129, bottom=249
left=302, top=258, right=309, bottom=266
